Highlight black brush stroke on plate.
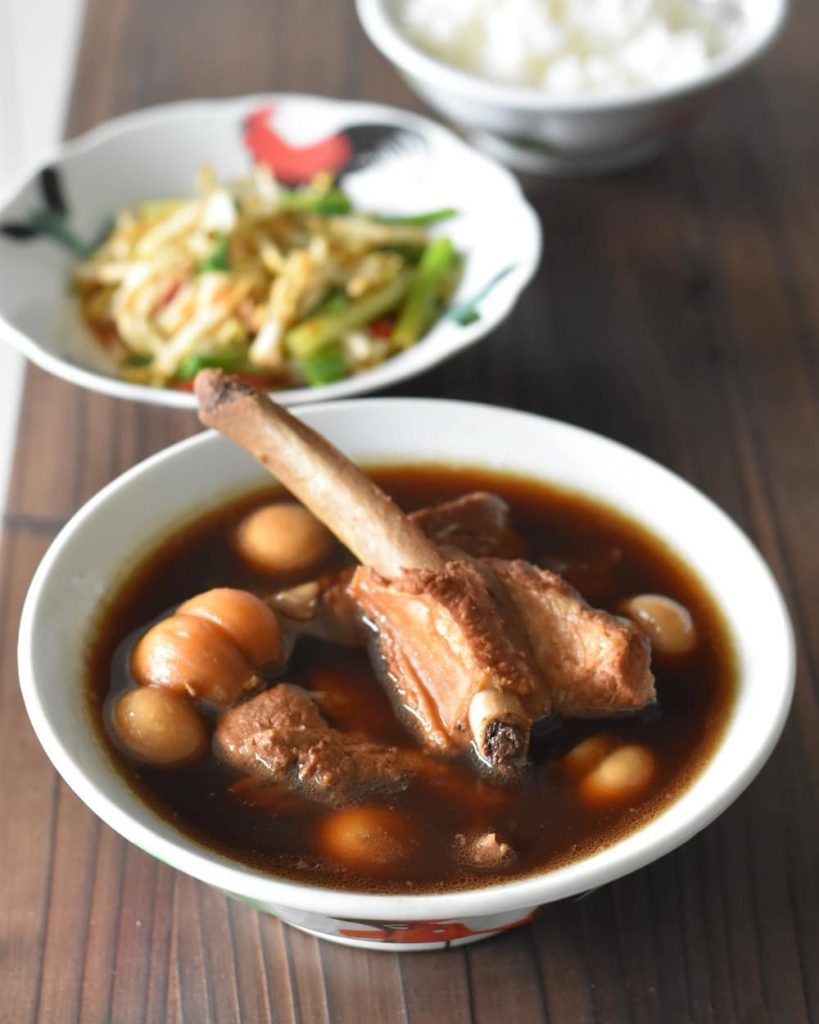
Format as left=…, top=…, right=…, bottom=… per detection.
left=0, top=223, right=39, bottom=240
left=40, top=167, right=68, bottom=215
left=339, top=125, right=427, bottom=180
left=0, top=165, right=69, bottom=242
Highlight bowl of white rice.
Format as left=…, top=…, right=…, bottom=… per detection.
left=356, top=0, right=787, bottom=174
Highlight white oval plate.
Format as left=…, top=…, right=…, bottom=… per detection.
left=18, top=399, right=794, bottom=925
left=0, top=95, right=541, bottom=407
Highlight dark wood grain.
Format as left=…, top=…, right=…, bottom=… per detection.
left=1, top=0, right=817, bottom=1020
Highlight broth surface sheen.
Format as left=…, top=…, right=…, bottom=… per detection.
left=86, top=466, right=736, bottom=894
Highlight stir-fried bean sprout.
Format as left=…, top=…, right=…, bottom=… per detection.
left=72, top=165, right=459, bottom=390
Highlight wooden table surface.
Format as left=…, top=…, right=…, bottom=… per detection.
left=2, top=1, right=817, bottom=1021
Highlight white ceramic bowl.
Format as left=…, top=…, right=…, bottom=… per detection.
left=18, top=399, right=794, bottom=951
left=357, top=0, right=788, bottom=175
left=0, top=95, right=540, bottom=407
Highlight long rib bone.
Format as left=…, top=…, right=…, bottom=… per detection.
left=196, top=370, right=443, bottom=580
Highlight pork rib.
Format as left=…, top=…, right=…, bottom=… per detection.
left=196, top=371, right=655, bottom=771
left=350, top=558, right=542, bottom=759
left=350, top=558, right=654, bottom=758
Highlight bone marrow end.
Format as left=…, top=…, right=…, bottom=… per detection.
left=484, top=719, right=527, bottom=765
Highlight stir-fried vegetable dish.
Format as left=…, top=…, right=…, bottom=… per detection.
left=72, top=166, right=459, bottom=390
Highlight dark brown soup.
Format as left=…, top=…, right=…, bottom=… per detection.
left=86, top=466, right=736, bottom=893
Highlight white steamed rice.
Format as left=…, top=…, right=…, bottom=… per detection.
left=398, top=0, right=742, bottom=96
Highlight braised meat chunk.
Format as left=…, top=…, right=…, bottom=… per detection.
left=214, top=684, right=415, bottom=803
left=409, top=491, right=525, bottom=559
left=488, top=559, right=655, bottom=716
left=271, top=568, right=365, bottom=647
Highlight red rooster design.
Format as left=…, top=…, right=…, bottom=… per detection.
left=338, top=911, right=536, bottom=945
left=242, top=103, right=422, bottom=184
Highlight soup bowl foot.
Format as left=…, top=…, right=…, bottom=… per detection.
left=231, top=895, right=537, bottom=950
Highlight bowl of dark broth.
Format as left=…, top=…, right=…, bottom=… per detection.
left=18, top=399, right=794, bottom=950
